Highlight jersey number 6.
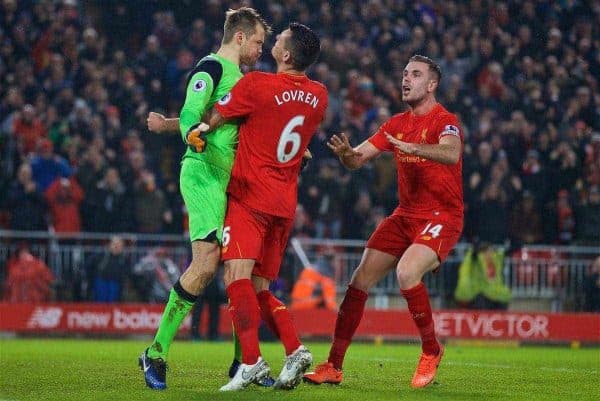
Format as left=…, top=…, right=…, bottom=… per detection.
left=277, top=115, right=305, bottom=163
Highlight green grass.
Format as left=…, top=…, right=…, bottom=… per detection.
left=0, top=338, right=598, bottom=401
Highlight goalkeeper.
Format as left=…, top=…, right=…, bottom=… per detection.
left=139, top=7, right=271, bottom=391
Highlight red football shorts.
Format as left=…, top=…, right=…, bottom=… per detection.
left=366, top=214, right=463, bottom=263
left=221, top=197, right=294, bottom=280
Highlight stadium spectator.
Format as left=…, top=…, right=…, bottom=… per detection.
left=85, top=235, right=129, bottom=302
left=583, top=256, right=600, bottom=312
left=133, top=171, right=167, bottom=234
left=6, top=162, right=47, bottom=231
left=454, top=243, right=510, bottom=310
left=131, top=248, right=180, bottom=303
left=574, top=186, right=600, bottom=245
left=12, top=104, right=47, bottom=155
left=510, top=191, right=544, bottom=246
left=291, top=247, right=337, bottom=311
left=30, top=139, right=73, bottom=193
left=3, top=243, right=54, bottom=303
left=87, top=167, right=133, bottom=233
left=45, top=176, right=84, bottom=233
left=476, top=182, right=509, bottom=244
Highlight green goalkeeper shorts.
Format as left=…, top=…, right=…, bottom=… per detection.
left=180, top=158, right=230, bottom=243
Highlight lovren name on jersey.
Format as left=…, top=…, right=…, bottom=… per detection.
left=274, top=89, right=321, bottom=109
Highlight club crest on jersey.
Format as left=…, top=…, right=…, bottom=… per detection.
left=441, top=125, right=460, bottom=137
left=193, top=79, right=207, bottom=92
left=218, top=92, right=232, bottom=105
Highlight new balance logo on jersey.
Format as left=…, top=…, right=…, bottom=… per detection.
left=27, top=307, right=63, bottom=328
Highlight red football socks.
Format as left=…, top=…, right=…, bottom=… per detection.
left=226, top=279, right=261, bottom=365
left=257, top=290, right=301, bottom=355
left=328, top=285, right=368, bottom=370
left=401, top=282, right=440, bottom=355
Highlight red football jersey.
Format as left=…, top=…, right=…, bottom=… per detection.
left=368, top=103, right=464, bottom=222
left=215, top=71, right=328, bottom=218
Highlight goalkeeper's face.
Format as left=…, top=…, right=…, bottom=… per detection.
left=240, top=24, right=266, bottom=67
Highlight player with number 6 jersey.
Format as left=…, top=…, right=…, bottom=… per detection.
left=216, top=58, right=327, bottom=220
left=204, top=23, right=327, bottom=392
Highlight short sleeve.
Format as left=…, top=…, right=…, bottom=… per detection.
left=436, top=114, right=462, bottom=143
left=368, top=119, right=395, bottom=151
left=214, top=72, right=256, bottom=119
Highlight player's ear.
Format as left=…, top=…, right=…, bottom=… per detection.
left=235, top=31, right=244, bottom=45
left=283, top=50, right=291, bottom=64
left=428, top=79, right=438, bottom=93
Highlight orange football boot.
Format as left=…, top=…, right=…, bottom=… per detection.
left=303, top=361, right=343, bottom=385
left=411, top=345, right=444, bottom=388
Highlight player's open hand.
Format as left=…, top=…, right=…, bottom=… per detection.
left=186, top=122, right=210, bottom=153
left=327, top=133, right=362, bottom=158
left=147, top=112, right=166, bottom=133
left=385, top=133, right=417, bottom=154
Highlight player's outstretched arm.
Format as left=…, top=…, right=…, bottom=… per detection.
left=328, top=133, right=380, bottom=170
left=147, top=112, right=180, bottom=134
left=385, top=133, right=461, bottom=165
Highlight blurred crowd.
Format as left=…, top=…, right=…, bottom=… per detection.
left=1, top=0, right=599, bottom=248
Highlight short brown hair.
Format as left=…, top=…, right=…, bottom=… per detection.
left=222, top=7, right=271, bottom=44
left=409, top=54, right=442, bottom=83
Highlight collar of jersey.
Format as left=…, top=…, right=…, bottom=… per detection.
left=209, top=53, right=240, bottom=71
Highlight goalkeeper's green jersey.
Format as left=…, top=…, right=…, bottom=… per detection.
left=179, top=53, right=242, bottom=172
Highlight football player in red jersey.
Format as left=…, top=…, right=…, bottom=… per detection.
left=197, top=23, right=328, bottom=391
left=304, top=55, right=463, bottom=389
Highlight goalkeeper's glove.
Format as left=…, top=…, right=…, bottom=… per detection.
left=186, top=122, right=210, bottom=153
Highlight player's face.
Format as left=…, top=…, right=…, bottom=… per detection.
left=240, top=24, right=265, bottom=67
left=401, top=61, right=437, bottom=104
left=271, top=29, right=291, bottom=64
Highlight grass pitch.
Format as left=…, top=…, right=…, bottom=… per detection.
left=0, top=338, right=598, bottom=401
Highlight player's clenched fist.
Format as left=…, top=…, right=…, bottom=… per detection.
left=327, top=133, right=362, bottom=158
left=186, top=122, right=210, bottom=153
left=147, top=112, right=166, bottom=133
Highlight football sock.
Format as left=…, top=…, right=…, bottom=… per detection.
left=401, top=282, right=440, bottom=355
left=257, top=290, right=301, bottom=355
left=256, top=290, right=280, bottom=339
left=328, top=285, right=368, bottom=370
left=232, top=324, right=242, bottom=362
left=226, top=279, right=261, bottom=365
left=147, top=280, right=197, bottom=360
